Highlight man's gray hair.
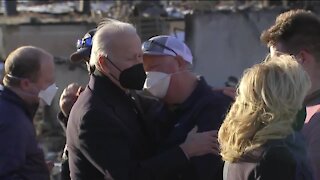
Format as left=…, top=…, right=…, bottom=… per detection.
left=89, top=19, right=137, bottom=67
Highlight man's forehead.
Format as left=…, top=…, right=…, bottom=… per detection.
left=114, top=32, right=139, bottom=44
left=109, top=37, right=140, bottom=57
left=143, top=54, right=174, bottom=62
left=39, top=56, right=55, bottom=83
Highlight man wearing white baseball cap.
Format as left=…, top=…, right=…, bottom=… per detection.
left=142, top=35, right=233, bottom=180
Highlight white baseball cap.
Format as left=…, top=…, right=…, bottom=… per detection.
left=142, top=35, right=193, bottom=64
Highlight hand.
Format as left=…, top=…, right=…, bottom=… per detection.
left=213, top=87, right=236, bottom=100
left=180, top=127, right=220, bottom=158
left=46, top=161, right=54, bottom=173
left=59, top=83, right=84, bottom=117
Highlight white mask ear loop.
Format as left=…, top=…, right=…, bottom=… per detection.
left=4, top=74, right=58, bottom=105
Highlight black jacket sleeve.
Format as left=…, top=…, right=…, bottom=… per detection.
left=192, top=106, right=225, bottom=180
left=57, top=111, right=68, bottom=131
left=78, top=108, right=189, bottom=180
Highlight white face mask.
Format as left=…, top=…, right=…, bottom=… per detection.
left=143, top=71, right=171, bottom=99
left=6, top=74, right=58, bottom=106
left=38, top=83, right=58, bottom=106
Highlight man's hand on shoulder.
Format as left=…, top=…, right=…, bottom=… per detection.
left=213, top=87, right=236, bottom=100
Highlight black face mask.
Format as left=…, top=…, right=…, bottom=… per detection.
left=106, top=57, right=146, bottom=90
left=119, top=63, right=146, bottom=90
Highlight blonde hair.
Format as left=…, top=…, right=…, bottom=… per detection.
left=218, top=54, right=311, bottom=162
left=89, top=18, right=136, bottom=67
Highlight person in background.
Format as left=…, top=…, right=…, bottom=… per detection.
left=57, top=29, right=96, bottom=180
left=0, top=46, right=58, bottom=179
left=219, top=54, right=313, bottom=180
left=141, top=35, right=233, bottom=180
left=70, top=28, right=97, bottom=74
left=58, top=28, right=96, bottom=131
left=224, top=76, right=238, bottom=88
left=260, top=9, right=320, bottom=178
left=0, top=62, right=4, bottom=91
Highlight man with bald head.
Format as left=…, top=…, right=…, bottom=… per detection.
left=0, top=46, right=57, bottom=179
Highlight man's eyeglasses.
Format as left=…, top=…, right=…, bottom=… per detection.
left=76, top=36, right=93, bottom=50
left=142, top=40, right=178, bottom=56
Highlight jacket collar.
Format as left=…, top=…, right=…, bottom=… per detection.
left=171, top=76, right=208, bottom=112
left=304, top=88, right=320, bottom=106
left=238, top=132, right=306, bottom=163
left=1, top=87, right=37, bottom=120
left=88, top=70, right=132, bottom=107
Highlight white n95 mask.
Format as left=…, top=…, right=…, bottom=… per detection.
left=143, top=71, right=171, bottom=99
left=38, top=83, right=58, bottom=105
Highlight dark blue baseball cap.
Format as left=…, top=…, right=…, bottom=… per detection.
left=70, top=28, right=96, bottom=62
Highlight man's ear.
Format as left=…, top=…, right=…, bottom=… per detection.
left=176, top=56, right=191, bottom=70
left=98, top=55, right=109, bottom=74
left=175, top=56, right=186, bottom=68
left=297, top=49, right=314, bottom=65
left=20, top=78, right=32, bottom=91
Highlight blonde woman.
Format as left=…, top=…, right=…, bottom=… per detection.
left=218, top=54, right=314, bottom=180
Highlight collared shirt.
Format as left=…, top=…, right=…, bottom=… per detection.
left=304, top=89, right=320, bottom=123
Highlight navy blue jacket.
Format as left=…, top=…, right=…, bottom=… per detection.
left=0, top=87, right=50, bottom=180
left=224, top=132, right=314, bottom=180
left=144, top=77, right=233, bottom=180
